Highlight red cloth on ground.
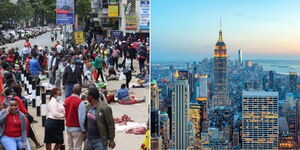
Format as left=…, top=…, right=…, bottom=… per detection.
left=113, top=114, right=132, bottom=124
left=64, top=95, right=82, bottom=127
left=125, top=126, right=146, bottom=135
left=117, top=99, right=143, bottom=105
left=4, top=113, right=22, bottom=137
left=106, top=94, right=114, bottom=104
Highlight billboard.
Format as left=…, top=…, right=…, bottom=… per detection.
left=140, top=1, right=150, bottom=30
left=56, top=0, right=74, bottom=24
left=74, top=30, right=84, bottom=44
left=125, top=16, right=138, bottom=30
left=108, top=5, right=119, bottom=17
left=110, top=30, right=123, bottom=39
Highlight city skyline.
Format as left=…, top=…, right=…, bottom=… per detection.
left=152, top=0, right=300, bottom=62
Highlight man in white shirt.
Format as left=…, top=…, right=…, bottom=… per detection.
left=56, top=42, right=63, bottom=54
left=22, top=47, right=30, bottom=61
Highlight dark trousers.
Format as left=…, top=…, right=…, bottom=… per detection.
left=130, top=58, right=134, bottom=71
left=125, top=71, right=132, bottom=89
left=112, top=57, right=119, bottom=70
left=96, top=68, right=105, bottom=82
left=139, top=59, right=146, bottom=72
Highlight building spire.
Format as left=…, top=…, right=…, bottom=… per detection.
left=218, top=18, right=223, bottom=42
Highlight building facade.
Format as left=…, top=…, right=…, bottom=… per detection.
left=171, top=79, right=190, bottom=149
left=289, top=72, right=298, bottom=95
left=91, top=0, right=150, bottom=36
left=242, top=91, right=279, bottom=149
left=212, top=26, right=230, bottom=107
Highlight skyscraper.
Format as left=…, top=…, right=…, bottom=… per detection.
left=171, top=78, right=190, bottom=149
left=296, top=100, right=300, bottom=148
left=213, top=23, right=230, bottom=107
left=269, top=71, right=275, bottom=91
left=242, top=91, right=279, bottom=149
left=189, top=103, right=201, bottom=149
left=199, top=75, right=208, bottom=98
left=289, top=72, right=298, bottom=95
left=238, top=49, right=242, bottom=64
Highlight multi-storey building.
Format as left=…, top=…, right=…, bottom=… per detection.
left=212, top=24, right=230, bottom=107
left=289, top=72, right=298, bottom=95
left=171, top=78, right=190, bottom=149
left=242, top=91, right=279, bottom=149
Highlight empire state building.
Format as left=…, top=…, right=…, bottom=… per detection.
left=212, top=24, right=230, bottom=107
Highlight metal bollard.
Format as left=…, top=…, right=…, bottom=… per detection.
left=36, top=85, right=41, bottom=116
left=41, top=92, right=47, bottom=127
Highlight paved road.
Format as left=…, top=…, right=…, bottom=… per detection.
left=2, top=33, right=149, bottom=150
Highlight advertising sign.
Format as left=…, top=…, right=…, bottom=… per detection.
left=74, top=31, right=84, bottom=44
left=108, top=5, right=119, bottom=17
left=125, top=16, right=138, bottom=30
left=140, top=1, right=150, bottom=30
left=56, top=0, right=74, bottom=24
left=110, top=30, right=123, bottom=39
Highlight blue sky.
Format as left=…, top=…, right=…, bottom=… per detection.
left=151, top=0, right=300, bottom=62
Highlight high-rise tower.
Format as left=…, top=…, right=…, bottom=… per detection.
left=171, top=76, right=190, bottom=149
left=212, top=21, right=230, bottom=107
left=242, top=91, right=279, bottom=149
left=238, top=49, right=242, bottom=64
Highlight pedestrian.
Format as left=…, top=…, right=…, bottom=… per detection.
left=24, top=39, right=32, bottom=49
left=92, top=53, right=105, bottom=82
left=128, top=44, right=136, bottom=71
left=63, top=58, right=82, bottom=97
left=22, top=46, right=30, bottom=61
left=9, top=86, right=45, bottom=148
left=123, top=54, right=132, bottom=89
left=49, top=52, right=60, bottom=85
left=44, top=88, right=65, bottom=150
left=85, top=87, right=116, bottom=150
left=112, top=47, right=120, bottom=70
left=54, top=31, right=58, bottom=41
left=51, top=31, right=55, bottom=42
left=137, top=46, right=147, bottom=73
left=54, top=58, right=68, bottom=88
left=56, top=41, right=63, bottom=54
left=64, top=84, right=86, bottom=150
left=0, top=98, right=30, bottom=150
left=29, top=53, right=42, bottom=82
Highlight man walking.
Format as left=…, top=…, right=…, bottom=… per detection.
left=85, top=87, right=116, bottom=150
left=63, top=58, right=82, bottom=97
left=64, top=84, right=86, bottom=150
left=29, top=53, right=42, bottom=82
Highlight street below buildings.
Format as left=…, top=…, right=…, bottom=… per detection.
left=1, top=32, right=149, bottom=150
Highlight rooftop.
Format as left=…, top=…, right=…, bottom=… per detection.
left=243, top=91, right=278, bottom=97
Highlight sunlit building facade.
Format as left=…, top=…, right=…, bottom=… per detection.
left=189, top=103, right=201, bottom=149
left=242, top=91, right=279, bottom=149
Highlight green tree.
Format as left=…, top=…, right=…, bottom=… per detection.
left=0, top=0, right=15, bottom=24
left=76, top=0, right=91, bottom=27
left=15, top=0, right=34, bottom=24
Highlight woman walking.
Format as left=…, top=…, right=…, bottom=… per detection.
left=44, top=88, right=65, bottom=150
left=123, top=54, right=132, bottom=89
left=92, top=53, right=105, bottom=82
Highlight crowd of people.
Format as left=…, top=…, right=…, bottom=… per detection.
left=0, top=30, right=150, bottom=149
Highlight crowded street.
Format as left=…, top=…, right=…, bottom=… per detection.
left=0, top=30, right=149, bottom=150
